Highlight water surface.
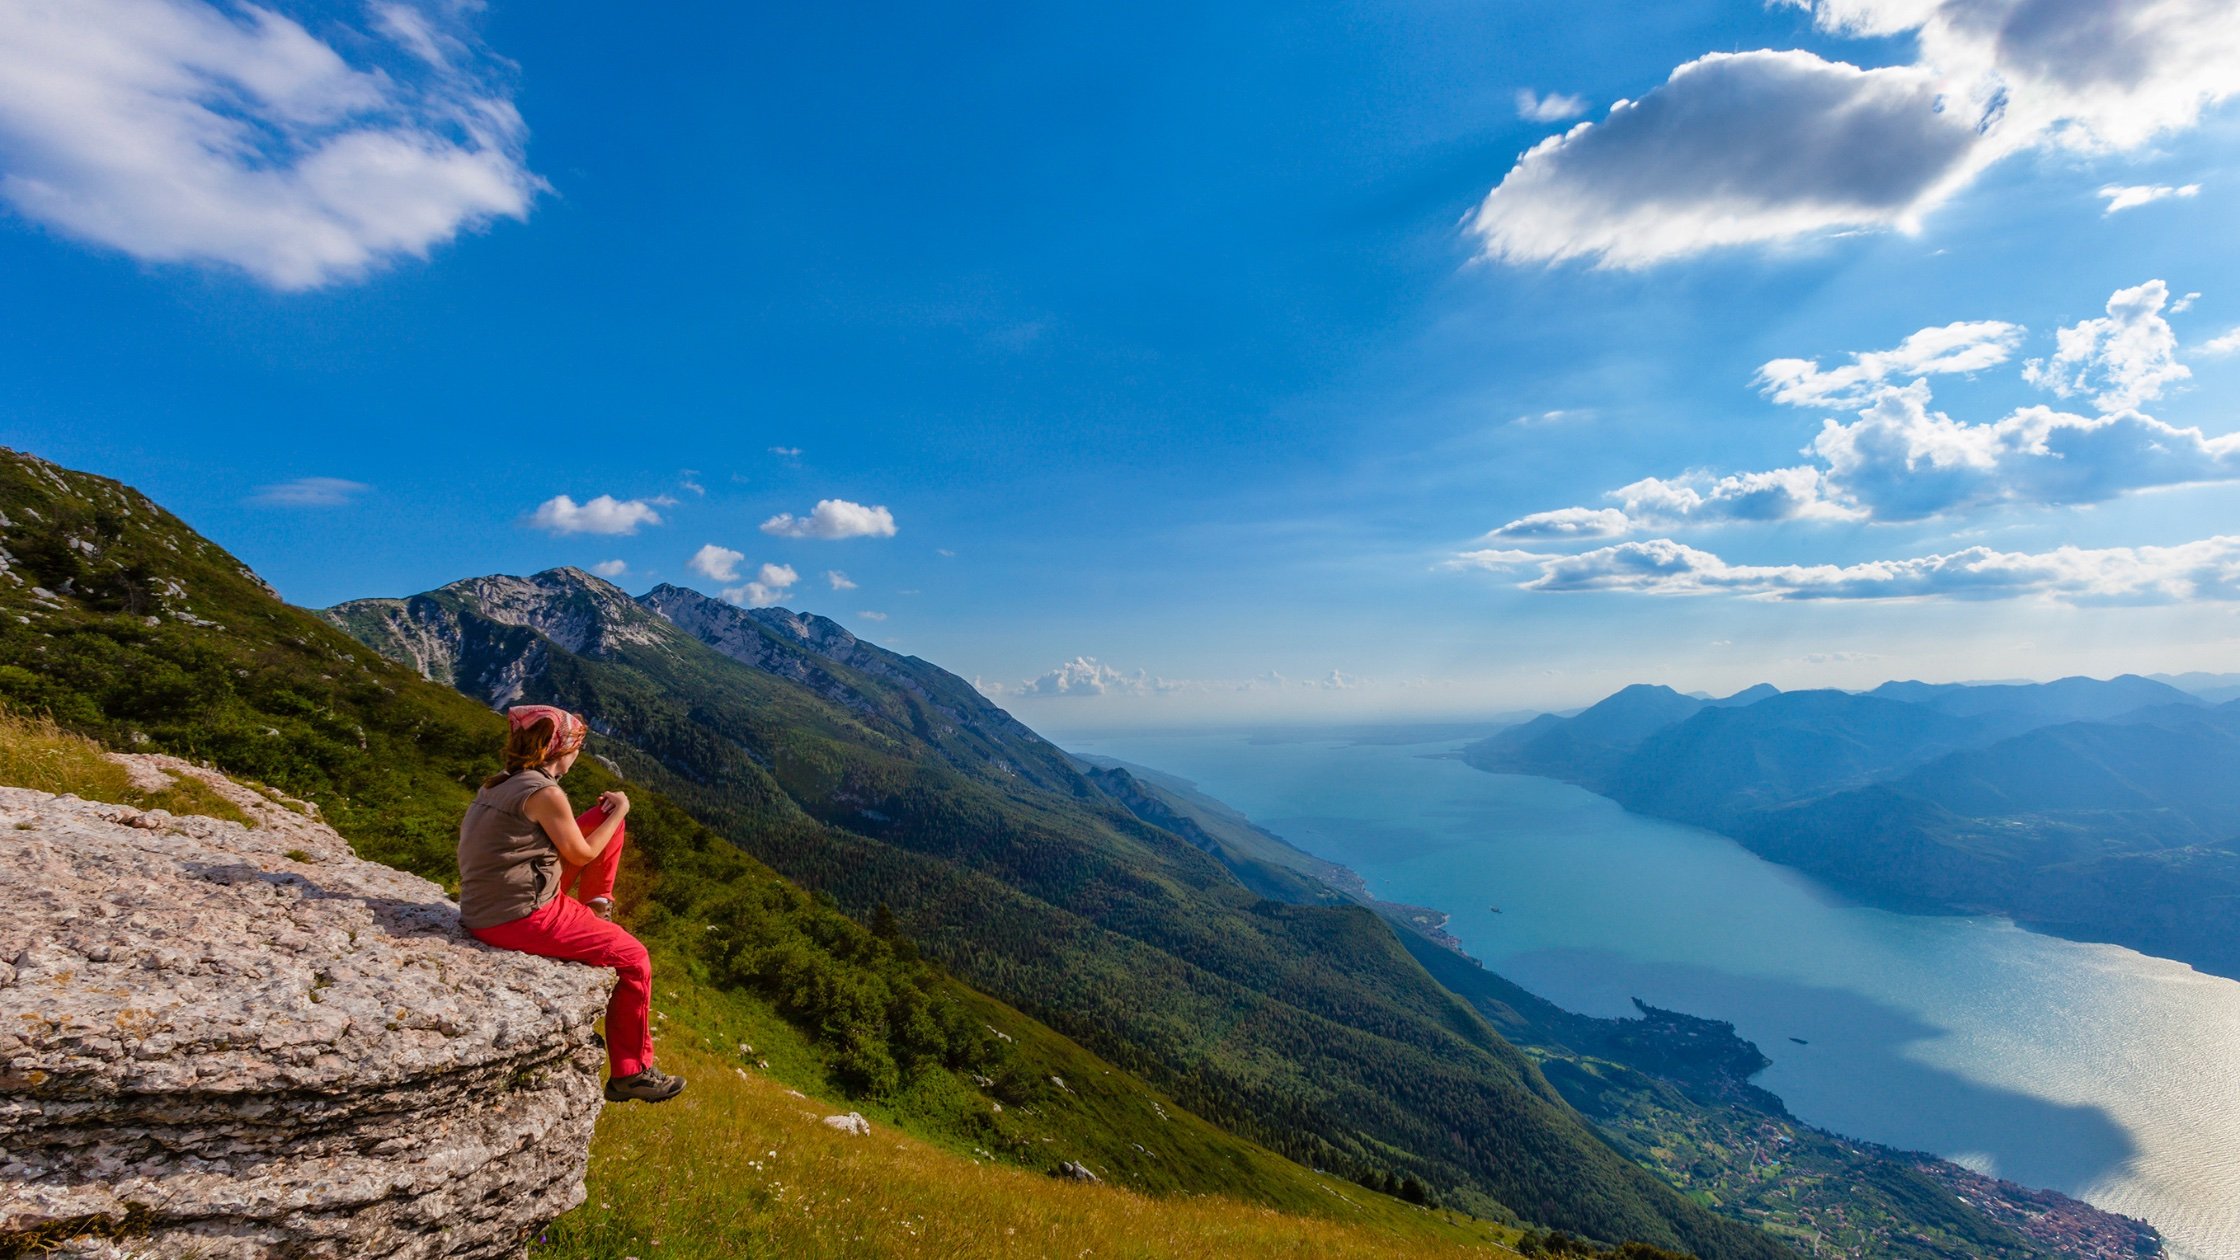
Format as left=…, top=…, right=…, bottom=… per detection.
left=1068, top=730, right=2240, bottom=1260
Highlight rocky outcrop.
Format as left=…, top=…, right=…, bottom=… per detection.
left=0, top=756, right=610, bottom=1259
left=324, top=595, right=553, bottom=708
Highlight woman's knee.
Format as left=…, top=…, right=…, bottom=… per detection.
left=614, top=935, right=651, bottom=982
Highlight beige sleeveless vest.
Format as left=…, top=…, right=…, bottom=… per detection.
left=457, top=768, right=562, bottom=929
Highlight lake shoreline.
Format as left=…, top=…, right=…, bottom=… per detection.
left=1068, top=730, right=2233, bottom=1260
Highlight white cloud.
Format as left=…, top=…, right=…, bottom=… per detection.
left=1509, top=408, right=1593, bottom=427
left=1616, top=466, right=1855, bottom=525
left=2173, top=291, right=2202, bottom=314
left=1807, top=381, right=2240, bottom=519
left=1515, top=89, right=1589, bottom=123
left=688, top=543, right=746, bottom=583
left=769, top=446, right=802, bottom=458
left=856, top=610, right=887, bottom=621
left=1756, top=320, right=2026, bottom=408
left=1479, top=1, right=2240, bottom=267
left=2099, top=182, right=2201, bottom=214
left=2023, top=279, right=2189, bottom=411
left=591, top=559, right=628, bottom=578
left=370, top=3, right=452, bottom=67
left=248, top=475, right=367, bottom=507
left=1485, top=507, right=1630, bottom=541
left=1484, top=468, right=1851, bottom=541
left=2202, top=327, right=2240, bottom=356
left=529, top=494, right=663, bottom=536
left=1513, top=376, right=2240, bottom=536
left=1490, top=281, right=2233, bottom=536
left=1789, top=0, right=2240, bottom=152
left=1017, top=656, right=1163, bottom=698
left=825, top=569, right=857, bottom=590
left=1470, top=51, right=1984, bottom=268
left=1461, top=534, right=2240, bottom=604
left=760, top=498, right=898, bottom=540
left=721, top=563, right=799, bottom=609
left=1450, top=548, right=1545, bottom=571
left=995, top=658, right=1374, bottom=700
left=0, top=0, right=542, bottom=289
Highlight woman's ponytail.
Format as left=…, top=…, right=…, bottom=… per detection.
left=483, top=717, right=559, bottom=788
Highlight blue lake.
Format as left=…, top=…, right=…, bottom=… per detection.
left=1065, top=730, right=2240, bottom=1260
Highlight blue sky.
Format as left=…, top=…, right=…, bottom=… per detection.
left=3, top=0, right=2239, bottom=727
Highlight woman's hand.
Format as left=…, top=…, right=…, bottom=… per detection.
left=599, top=790, right=631, bottom=819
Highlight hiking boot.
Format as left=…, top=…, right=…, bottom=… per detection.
left=586, top=897, right=615, bottom=922
left=605, top=1067, right=685, bottom=1104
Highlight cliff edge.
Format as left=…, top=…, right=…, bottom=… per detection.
left=0, top=754, right=610, bottom=1259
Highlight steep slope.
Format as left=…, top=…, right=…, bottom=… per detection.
left=641, top=583, right=1086, bottom=793
left=0, top=712, right=1523, bottom=1259
left=1750, top=704, right=2240, bottom=976
left=0, top=448, right=1543, bottom=1234
left=332, top=568, right=1794, bottom=1258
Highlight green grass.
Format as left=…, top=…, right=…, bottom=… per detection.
left=540, top=970, right=1527, bottom=1260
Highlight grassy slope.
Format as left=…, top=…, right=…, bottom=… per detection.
left=329, top=575, right=1793, bottom=1259
left=546, top=1038, right=1522, bottom=1260
left=0, top=448, right=1531, bottom=1247
left=0, top=709, right=1516, bottom=1258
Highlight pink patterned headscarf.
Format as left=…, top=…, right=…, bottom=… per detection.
left=507, top=704, right=588, bottom=757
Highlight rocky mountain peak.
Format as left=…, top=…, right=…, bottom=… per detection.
left=748, top=604, right=861, bottom=654
left=436, top=567, right=673, bottom=657
left=638, top=583, right=864, bottom=660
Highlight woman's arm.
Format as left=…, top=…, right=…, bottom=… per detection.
left=523, top=785, right=630, bottom=867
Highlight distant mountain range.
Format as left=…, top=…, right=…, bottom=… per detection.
left=1466, top=676, right=2240, bottom=980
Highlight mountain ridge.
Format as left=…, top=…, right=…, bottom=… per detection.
left=327, top=562, right=1798, bottom=1256
left=1465, top=676, right=2240, bottom=980
left=0, top=447, right=1541, bottom=1246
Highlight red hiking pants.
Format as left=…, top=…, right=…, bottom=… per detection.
left=560, top=802, right=626, bottom=904
left=470, top=806, right=650, bottom=1078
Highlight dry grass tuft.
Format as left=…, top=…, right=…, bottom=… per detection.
left=0, top=709, right=254, bottom=826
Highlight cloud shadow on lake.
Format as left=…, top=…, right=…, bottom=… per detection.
left=1499, top=945, right=2138, bottom=1195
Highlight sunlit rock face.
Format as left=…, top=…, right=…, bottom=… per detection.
left=0, top=755, right=609, bottom=1259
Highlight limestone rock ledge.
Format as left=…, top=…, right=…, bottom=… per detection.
left=0, top=755, right=612, bottom=1259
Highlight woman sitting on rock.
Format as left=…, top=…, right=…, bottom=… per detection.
left=458, top=704, right=684, bottom=1104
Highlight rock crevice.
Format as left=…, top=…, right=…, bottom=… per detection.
left=0, top=755, right=610, bottom=1258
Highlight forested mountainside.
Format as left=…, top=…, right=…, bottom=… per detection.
left=326, top=565, right=1786, bottom=1258
left=0, top=444, right=1758, bottom=1256
left=1465, top=679, right=2240, bottom=980
left=0, top=447, right=1531, bottom=1249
